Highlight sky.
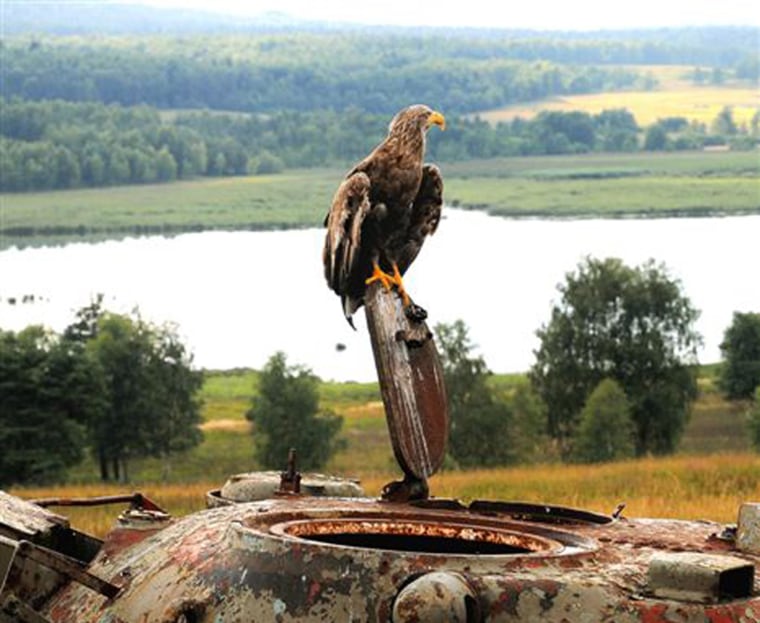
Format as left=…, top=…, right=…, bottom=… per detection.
left=141, top=0, right=760, bottom=30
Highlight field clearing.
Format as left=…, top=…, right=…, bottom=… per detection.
left=2, top=151, right=757, bottom=249
left=13, top=453, right=760, bottom=538
left=480, top=88, right=758, bottom=127
left=447, top=173, right=760, bottom=217
left=0, top=168, right=339, bottom=246
left=8, top=367, right=756, bottom=538
left=58, top=367, right=752, bottom=488
left=479, top=64, right=759, bottom=127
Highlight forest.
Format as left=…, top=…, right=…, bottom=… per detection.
left=3, top=35, right=646, bottom=113
left=2, top=96, right=756, bottom=192
left=1, top=18, right=758, bottom=192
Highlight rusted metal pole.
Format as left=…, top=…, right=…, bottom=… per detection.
left=364, top=283, right=449, bottom=490
left=14, top=540, right=121, bottom=599
left=29, top=493, right=166, bottom=513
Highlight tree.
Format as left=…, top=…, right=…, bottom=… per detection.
left=719, top=312, right=760, bottom=399
left=246, top=352, right=342, bottom=470
left=508, top=380, right=553, bottom=464
left=530, top=257, right=701, bottom=457
left=0, top=327, right=103, bottom=486
left=254, top=150, right=285, bottom=174
left=711, top=106, right=737, bottom=136
left=571, top=378, right=635, bottom=463
left=155, top=146, right=178, bottom=181
left=139, top=323, right=204, bottom=476
left=435, top=320, right=515, bottom=467
left=593, top=109, right=639, bottom=152
left=83, top=311, right=203, bottom=481
left=644, top=124, right=668, bottom=150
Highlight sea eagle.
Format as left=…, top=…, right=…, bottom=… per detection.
left=323, top=104, right=445, bottom=327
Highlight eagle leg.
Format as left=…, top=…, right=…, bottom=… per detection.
left=390, top=262, right=411, bottom=307
left=365, top=262, right=411, bottom=307
left=365, top=262, right=395, bottom=292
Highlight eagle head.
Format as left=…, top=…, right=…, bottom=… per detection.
left=388, top=105, right=446, bottom=135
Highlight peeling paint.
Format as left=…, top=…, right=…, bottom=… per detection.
left=0, top=496, right=745, bottom=621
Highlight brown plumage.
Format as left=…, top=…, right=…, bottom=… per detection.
left=322, top=104, right=445, bottom=327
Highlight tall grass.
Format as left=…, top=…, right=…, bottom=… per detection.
left=15, top=453, right=759, bottom=538
left=362, top=453, right=760, bottom=523
left=13, top=482, right=212, bottom=538
left=9, top=368, right=757, bottom=538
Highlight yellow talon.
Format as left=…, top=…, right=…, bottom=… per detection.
left=366, top=262, right=411, bottom=307
left=365, top=262, right=394, bottom=291
left=391, top=263, right=411, bottom=307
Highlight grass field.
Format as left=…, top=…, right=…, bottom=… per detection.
left=478, top=65, right=759, bottom=127
left=2, top=151, right=758, bottom=249
left=446, top=150, right=759, bottom=217
left=10, top=367, right=756, bottom=538
left=0, top=170, right=339, bottom=248
left=13, top=454, right=760, bottom=538
left=23, top=367, right=756, bottom=488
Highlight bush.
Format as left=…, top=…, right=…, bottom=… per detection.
left=436, top=320, right=515, bottom=467
left=720, top=312, right=760, bottom=400
left=571, top=379, right=635, bottom=463
left=246, top=352, right=343, bottom=470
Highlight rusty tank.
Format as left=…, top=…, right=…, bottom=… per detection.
left=3, top=474, right=760, bottom=622
left=2, top=285, right=760, bottom=622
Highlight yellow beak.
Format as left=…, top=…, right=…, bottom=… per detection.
left=428, top=111, right=446, bottom=131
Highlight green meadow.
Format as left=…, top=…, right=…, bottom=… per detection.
left=2, top=150, right=758, bottom=249
left=53, top=366, right=750, bottom=489
left=13, top=366, right=756, bottom=537
left=444, top=150, right=760, bottom=217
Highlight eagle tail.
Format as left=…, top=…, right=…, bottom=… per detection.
left=342, top=295, right=360, bottom=330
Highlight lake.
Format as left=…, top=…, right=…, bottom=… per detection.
left=1, top=209, right=758, bottom=382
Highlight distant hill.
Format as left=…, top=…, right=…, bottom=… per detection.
left=0, top=3, right=323, bottom=35
left=2, top=1, right=757, bottom=65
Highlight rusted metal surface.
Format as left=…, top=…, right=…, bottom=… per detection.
left=278, top=449, right=303, bottom=495
left=1, top=592, right=52, bottom=623
left=0, top=492, right=109, bottom=623
left=0, top=491, right=68, bottom=541
left=647, top=552, right=754, bottom=603
left=739, top=503, right=760, bottom=554
left=30, top=493, right=166, bottom=514
left=393, top=571, right=480, bottom=622
left=27, top=495, right=760, bottom=622
left=465, top=500, right=614, bottom=526
left=364, top=282, right=448, bottom=483
left=207, top=471, right=365, bottom=508
left=13, top=540, right=119, bottom=599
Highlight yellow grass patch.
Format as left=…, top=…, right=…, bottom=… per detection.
left=479, top=65, right=759, bottom=127
left=12, top=482, right=213, bottom=538
left=363, top=453, right=760, bottom=524
left=200, top=418, right=250, bottom=432
left=11, top=452, right=760, bottom=538
left=342, top=401, right=385, bottom=418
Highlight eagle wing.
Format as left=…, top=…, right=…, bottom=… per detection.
left=322, top=172, right=373, bottom=323
left=397, top=164, right=443, bottom=275
left=323, top=105, right=445, bottom=325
